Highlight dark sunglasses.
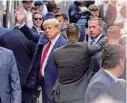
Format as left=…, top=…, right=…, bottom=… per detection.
left=34, top=18, right=42, bottom=20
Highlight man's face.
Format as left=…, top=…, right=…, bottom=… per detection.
left=33, top=14, right=43, bottom=28
left=23, top=2, right=32, bottom=10
left=56, top=16, right=65, bottom=29
left=39, top=5, right=44, bottom=12
left=90, top=10, right=99, bottom=18
left=88, top=20, right=102, bottom=38
left=43, top=22, right=60, bottom=40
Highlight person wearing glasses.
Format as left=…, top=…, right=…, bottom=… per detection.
left=31, top=12, right=44, bottom=34
left=15, top=7, right=67, bottom=103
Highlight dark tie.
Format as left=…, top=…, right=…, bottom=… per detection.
left=39, top=41, right=51, bottom=78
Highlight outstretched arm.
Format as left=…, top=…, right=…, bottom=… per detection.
left=15, top=7, right=40, bottom=43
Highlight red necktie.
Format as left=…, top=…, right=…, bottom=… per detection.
left=39, top=41, right=51, bottom=78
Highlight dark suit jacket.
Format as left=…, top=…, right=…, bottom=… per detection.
left=86, top=35, right=107, bottom=75
left=68, top=2, right=81, bottom=23
left=31, top=26, right=44, bottom=34
left=19, top=25, right=67, bottom=102
left=85, top=69, right=126, bottom=103
left=52, top=40, right=105, bottom=103
left=0, top=28, right=36, bottom=88
left=0, top=47, right=21, bottom=103
left=31, top=26, right=39, bottom=34
left=99, top=3, right=117, bottom=27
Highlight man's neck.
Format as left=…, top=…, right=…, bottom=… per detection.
left=105, top=67, right=119, bottom=78
left=68, top=38, right=79, bottom=41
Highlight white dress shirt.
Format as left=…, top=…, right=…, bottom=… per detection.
left=41, top=34, right=60, bottom=76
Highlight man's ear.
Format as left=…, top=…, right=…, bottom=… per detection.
left=100, top=25, right=103, bottom=32
left=119, top=58, right=125, bottom=70
left=64, top=34, right=68, bottom=40
left=77, top=33, right=80, bottom=40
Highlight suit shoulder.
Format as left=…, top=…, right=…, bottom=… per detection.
left=59, top=35, right=67, bottom=42
left=87, top=71, right=111, bottom=90
left=54, top=44, right=65, bottom=53
left=77, top=42, right=88, bottom=48
left=57, top=35, right=67, bottom=46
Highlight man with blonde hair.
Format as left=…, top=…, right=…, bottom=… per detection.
left=15, top=7, right=67, bottom=103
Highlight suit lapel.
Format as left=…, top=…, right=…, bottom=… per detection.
left=44, top=36, right=63, bottom=69
left=96, top=35, right=105, bottom=43
left=32, top=26, right=38, bottom=33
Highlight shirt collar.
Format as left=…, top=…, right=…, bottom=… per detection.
left=33, top=25, right=43, bottom=33
left=94, top=33, right=103, bottom=43
left=50, top=33, right=60, bottom=45
left=89, top=33, right=103, bottom=44
left=103, top=69, right=118, bottom=83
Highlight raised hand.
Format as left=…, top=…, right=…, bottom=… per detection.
left=15, top=7, right=26, bottom=24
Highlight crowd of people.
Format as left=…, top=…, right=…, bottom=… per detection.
left=0, top=0, right=126, bottom=103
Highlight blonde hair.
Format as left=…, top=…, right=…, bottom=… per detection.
left=43, top=18, right=60, bottom=28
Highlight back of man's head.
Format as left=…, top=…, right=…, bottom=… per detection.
left=107, top=26, right=121, bottom=44
left=101, top=44, right=125, bottom=69
left=66, top=23, right=80, bottom=40
left=34, top=1, right=43, bottom=7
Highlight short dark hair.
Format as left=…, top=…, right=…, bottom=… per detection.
left=22, top=0, right=33, bottom=3
left=66, top=23, right=80, bottom=37
left=34, top=1, right=44, bottom=7
left=32, top=12, right=42, bottom=19
left=101, top=44, right=125, bottom=69
left=47, top=1, right=58, bottom=12
left=55, top=12, right=68, bottom=21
